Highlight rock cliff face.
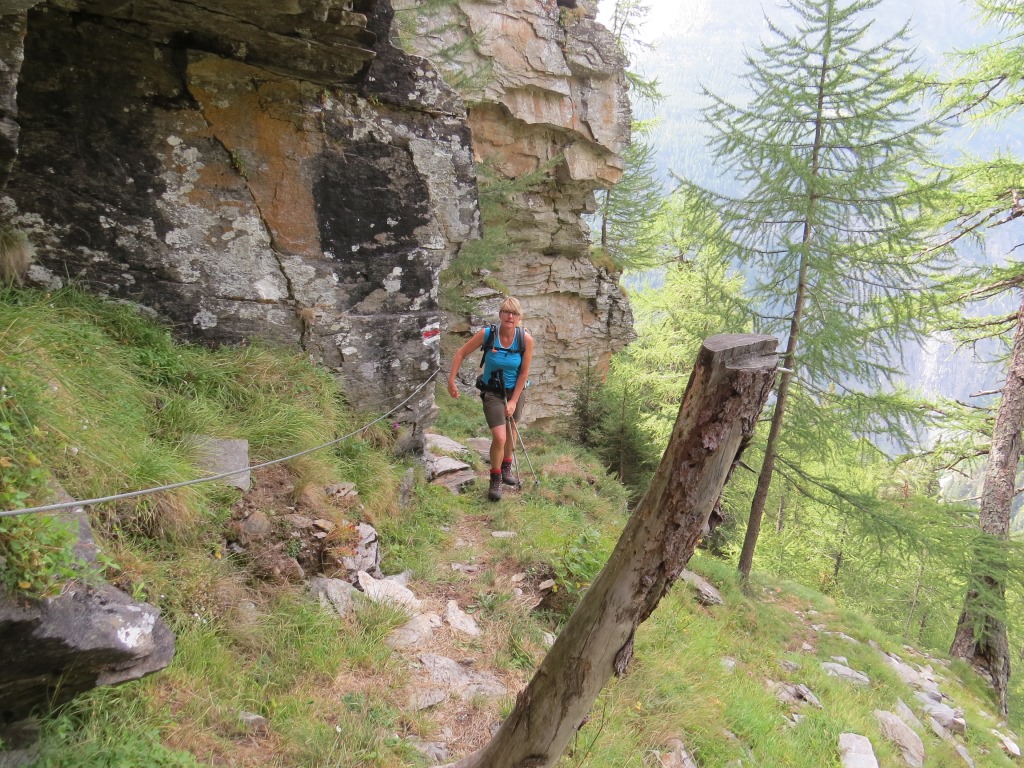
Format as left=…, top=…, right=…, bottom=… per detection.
left=0, top=0, right=633, bottom=433
left=0, top=0, right=477, bottom=432
left=393, top=0, right=635, bottom=425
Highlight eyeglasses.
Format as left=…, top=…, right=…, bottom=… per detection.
left=500, top=310, right=521, bottom=317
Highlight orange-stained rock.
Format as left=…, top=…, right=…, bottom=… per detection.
left=9, top=0, right=479, bottom=435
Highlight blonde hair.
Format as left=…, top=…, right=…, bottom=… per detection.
left=499, top=297, right=523, bottom=325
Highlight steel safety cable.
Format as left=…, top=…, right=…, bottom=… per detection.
left=1, top=368, right=441, bottom=518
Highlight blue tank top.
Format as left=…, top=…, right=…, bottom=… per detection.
left=481, top=326, right=524, bottom=391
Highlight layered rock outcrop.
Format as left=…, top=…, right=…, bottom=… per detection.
left=0, top=0, right=478, bottom=432
left=394, top=0, right=635, bottom=425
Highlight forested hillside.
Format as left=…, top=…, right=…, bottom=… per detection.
left=0, top=287, right=1020, bottom=767
left=589, top=0, right=1024, bottom=733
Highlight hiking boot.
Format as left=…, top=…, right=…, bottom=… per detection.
left=501, top=464, right=521, bottom=488
left=488, top=472, right=502, bottom=502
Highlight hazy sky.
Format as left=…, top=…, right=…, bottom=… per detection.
left=594, top=0, right=993, bottom=47
left=595, top=0, right=715, bottom=44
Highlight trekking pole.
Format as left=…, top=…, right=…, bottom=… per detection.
left=509, top=414, right=538, bottom=488
left=500, top=384, right=523, bottom=489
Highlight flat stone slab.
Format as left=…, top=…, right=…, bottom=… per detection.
left=465, top=437, right=492, bottom=460
left=431, top=469, right=477, bottom=494
left=822, top=662, right=870, bottom=686
left=914, top=692, right=966, bottom=734
left=408, top=687, right=447, bottom=711
left=386, top=613, right=442, bottom=650
left=875, top=710, right=924, bottom=768
left=425, top=433, right=469, bottom=455
left=771, top=680, right=822, bottom=709
left=883, top=653, right=940, bottom=694
left=681, top=569, right=723, bottom=605
left=444, top=600, right=481, bottom=638
left=417, top=653, right=506, bottom=700
left=428, top=454, right=473, bottom=478
left=840, top=733, right=878, bottom=768
left=896, top=698, right=925, bottom=732
left=955, top=744, right=975, bottom=767
left=357, top=571, right=421, bottom=616
left=992, top=729, right=1021, bottom=758
left=309, top=577, right=357, bottom=617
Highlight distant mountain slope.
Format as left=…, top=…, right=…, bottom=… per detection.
left=629, top=0, right=1024, bottom=403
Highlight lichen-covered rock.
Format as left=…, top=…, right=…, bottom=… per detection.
left=0, top=6, right=32, bottom=188
left=0, top=582, right=174, bottom=742
left=6, top=0, right=478, bottom=436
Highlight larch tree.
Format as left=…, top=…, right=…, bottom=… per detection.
left=936, top=0, right=1024, bottom=715
left=674, top=0, right=951, bottom=581
left=592, top=0, right=668, bottom=273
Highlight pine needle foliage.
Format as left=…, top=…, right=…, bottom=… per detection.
left=392, top=0, right=493, bottom=95
left=929, top=0, right=1024, bottom=714
left=593, top=120, right=668, bottom=272
left=591, top=0, right=666, bottom=273
left=674, top=0, right=953, bottom=578
left=941, top=0, right=1024, bottom=125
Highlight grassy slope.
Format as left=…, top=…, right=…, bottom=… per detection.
left=0, top=288, right=1018, bottom=767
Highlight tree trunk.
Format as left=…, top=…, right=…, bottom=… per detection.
left=737, top=30, right=830, bottom=582
left=737, top=316, right=800, bottom=581
left=949, top=293, right=1024, bottom=716
left=445, top=334, right=778, bottom=768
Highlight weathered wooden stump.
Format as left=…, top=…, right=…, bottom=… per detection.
left=446, top=334, right=779, bottom=768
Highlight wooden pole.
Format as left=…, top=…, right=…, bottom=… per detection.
left=446, top=334, right=778, bottom=768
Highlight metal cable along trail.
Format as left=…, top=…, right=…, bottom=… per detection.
left=1, top=369, right=441, bottom=519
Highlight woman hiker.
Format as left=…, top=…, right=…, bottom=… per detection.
left=447, top=297, right=534, bottom=501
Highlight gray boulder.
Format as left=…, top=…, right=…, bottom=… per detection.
left=839, top=733, right=878, bottom=768
left=681, top=569, right=724, bottom=606
left=875, top=710, right=925, bottom=767
left=0, top=582, right=173, bottom=745
left=309, top=577, right=358, bottom=618
left=341, top=523, right=382, bottom=579
left=822, top=662, right=870, bottom=686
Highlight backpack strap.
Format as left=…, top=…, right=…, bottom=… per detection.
left=479, top=324, right=525, bottom=367
left=479, top=324, right=497, bottom=368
